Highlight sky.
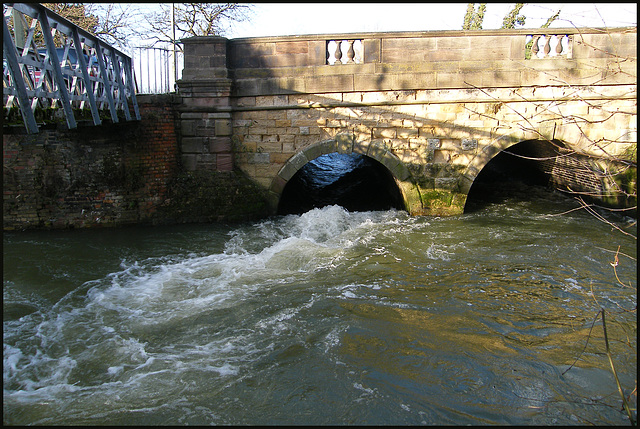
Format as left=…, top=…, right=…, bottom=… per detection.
left=225, top=3, right=637, bottom=39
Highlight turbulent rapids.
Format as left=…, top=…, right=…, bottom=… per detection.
left=3, top=198, right=637, bottom=425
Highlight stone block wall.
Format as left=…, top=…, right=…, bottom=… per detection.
left=229, top=84, right=636, bottom=215
left=178, top=37, right=234, bottom=173
left=214, top=28, right=636, bottom=215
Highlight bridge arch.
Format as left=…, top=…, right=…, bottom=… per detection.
left=269, top=135, right=423, bottom=215
left=461, top=136, right=571, bottom=212
left=460, top=135, right=565, bottom=196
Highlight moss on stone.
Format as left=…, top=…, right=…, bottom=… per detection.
left=3, top=106, right=123, bottom=130
left=418, top=188, right=466, bottom=216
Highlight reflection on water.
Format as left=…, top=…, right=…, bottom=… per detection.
left=3, top=196, right=637, bottom=425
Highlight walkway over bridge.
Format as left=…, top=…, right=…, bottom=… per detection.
left=3, top=3, right=140, bottom=134
left=177, top=27, right=636, bottom=216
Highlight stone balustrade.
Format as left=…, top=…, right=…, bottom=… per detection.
left=223, top=27, right=636, bottom=98
left=526, top=34, right=572, bottom=59
left=326, top=39, right=363, bottom=65
left=227, top=27, right=636, bottom=72
left=326, top=34, right=574, bottom=64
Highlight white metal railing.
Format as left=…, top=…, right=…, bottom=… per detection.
left=3, top=3, right=140, bottom=134
left=132, top=46, right=183, bottom=94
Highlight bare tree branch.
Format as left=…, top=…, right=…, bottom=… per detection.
left=143, top=3, right=252, bottom=49
left=85, top=3, right=145, bottom=48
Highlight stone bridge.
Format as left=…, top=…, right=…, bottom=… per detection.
left=179, top=27, right=637, bottom=216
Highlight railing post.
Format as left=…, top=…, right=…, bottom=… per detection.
left=3, top=13, right=39, bottom=133
left=71, top=28, right=101, bottom=125
left=38, top=6, right=76, bottom=129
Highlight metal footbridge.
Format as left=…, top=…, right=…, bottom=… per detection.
left=3, top=3, right=140, bottom=134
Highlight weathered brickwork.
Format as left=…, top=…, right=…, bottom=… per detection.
left=3, top=93, right=272, bottom=230
left=3, top=95, right=182, bottom=230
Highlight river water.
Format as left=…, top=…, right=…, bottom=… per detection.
left=3, top=189, right=637, bottom=425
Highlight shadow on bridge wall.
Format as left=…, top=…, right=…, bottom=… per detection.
left=229, top=83, right=612, bottom=217
left=262, top=105, right=572, bottom=216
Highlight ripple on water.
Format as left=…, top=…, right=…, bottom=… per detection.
left=3, top=204, right=637, bottom=425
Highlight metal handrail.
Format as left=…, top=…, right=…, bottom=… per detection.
left=133, top=46, right=183, bottom=94
left=3, top=3, right=140, bottom=134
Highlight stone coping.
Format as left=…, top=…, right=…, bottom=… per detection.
left=212, top=26, right=637, bottom=44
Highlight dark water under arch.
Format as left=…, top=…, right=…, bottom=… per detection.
left=278, top=152, right=405, bottom=215
left=465, top=139, right=561, bottom=212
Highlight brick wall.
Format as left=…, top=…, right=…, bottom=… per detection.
left=3, top=95, right=181, bottom=230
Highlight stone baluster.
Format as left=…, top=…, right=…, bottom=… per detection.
left=346, top=40, right=355, bottom=64
left=556, top=35, right=564, bottom=55
left=334, top=40, right=342, bottom=65
left=543, top=36, right=551, bottom=56
left=531, top=35, right=540, bottom=58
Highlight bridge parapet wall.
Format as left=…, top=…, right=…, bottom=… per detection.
left=228, top=28, right=637, bottom=95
